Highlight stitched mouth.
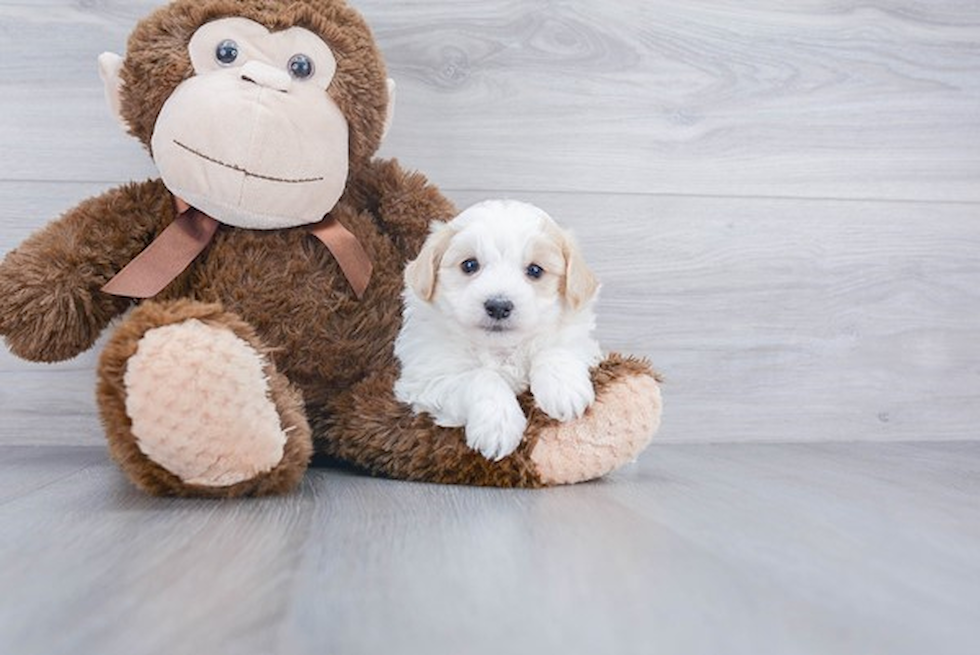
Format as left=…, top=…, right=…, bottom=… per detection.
left=174, top=140, right=325, bottom=184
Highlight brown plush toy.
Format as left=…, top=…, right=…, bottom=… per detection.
left=0, top=0, right=662, bottom=497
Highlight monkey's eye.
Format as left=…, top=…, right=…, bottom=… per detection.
left=461, top=259, right=481, bottom=275
left=215, top=39, right=239, bottom=66
left=288, top=54, right=315, bottom=80
left=526, top=264, right=545, bottom=279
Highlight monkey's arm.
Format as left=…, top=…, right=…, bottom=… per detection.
left=310, top=354, right=662, bottom=488
left=350, top=158, right=457, bottom=259
left=0, top=180, right=172, bottom=362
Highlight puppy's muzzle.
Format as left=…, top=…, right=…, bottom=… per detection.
left=484, top=298, right=514, bottom=321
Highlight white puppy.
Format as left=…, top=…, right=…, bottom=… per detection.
left=394, top=200, right=602, bottom=461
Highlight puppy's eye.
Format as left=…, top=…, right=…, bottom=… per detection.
left=461, top=259, right=481, bottom=275
left=526, top=264, right=545, bottom=279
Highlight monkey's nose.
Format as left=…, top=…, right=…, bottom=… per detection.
left=240, top=61, right=292, bottom=93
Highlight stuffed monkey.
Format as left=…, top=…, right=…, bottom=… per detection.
left=0, top=0, right=662, bottom=497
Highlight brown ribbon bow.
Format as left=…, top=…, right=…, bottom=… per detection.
left=101, top=198, right=373, bottom=300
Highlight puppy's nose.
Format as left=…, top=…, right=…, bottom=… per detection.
left=484, top=298, right=514, bottom=320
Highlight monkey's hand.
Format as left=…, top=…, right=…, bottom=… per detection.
left=0, top=182, right=169, bottom=362
left=0, top=252, right=124, bottom=362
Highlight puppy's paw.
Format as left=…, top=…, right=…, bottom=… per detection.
left=465, top=397, right=527, bottom=461
left=531, top=362, right=596, bottom=422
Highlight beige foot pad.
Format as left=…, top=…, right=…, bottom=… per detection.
left=531, top=373, right=662, bottom=485
left=123, top=319, right=287, bottom=487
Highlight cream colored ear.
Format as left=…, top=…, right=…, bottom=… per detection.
left=560, top=230, right=599, bottom=310
left=404, top=223, right=455, bottom=302
left=381, top=78, right=397, bottom=141
left=98, top=52, right=128, bottom=131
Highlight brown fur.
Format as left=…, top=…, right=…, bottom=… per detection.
left=120, top=0, right=389, bottom=167
left=0, top=182, right=170, bottom=361
left=97, top=300, right=312, bottom=497
left=0, top=0, right=661, bottom=496
left=309, top=353, right=660, bottom=488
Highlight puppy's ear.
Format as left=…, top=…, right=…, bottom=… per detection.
left=558, top=229, right=599, bottom=311
left=405, top=222, right=455, bottom=302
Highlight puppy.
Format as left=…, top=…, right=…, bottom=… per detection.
left=394, top=200, right=601, bottom=461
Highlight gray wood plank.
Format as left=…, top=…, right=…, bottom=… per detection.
left=0, top=1, right=978, bottom=201
left=3, top=183, right=979, bottom=445
left=451, top=191, right=980, bottom=445
left=0, top=445, right=319, bottom=655
left=0, top=182, right=112, bottom=446
left=0, top=442, right=977, bottom=655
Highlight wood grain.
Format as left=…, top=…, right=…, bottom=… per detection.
left=3, top=183, right=979, bottom=445
left=0, top=446, right=317, bottom=655
left=0, top=1, right=978, bottom=200
left=450, top=191, right=980, bottom=444
left=1, top=5, right=977, bottom=653
left=1, top=442, right=978, bottom=655
left=0, top=1, right=978, bottom=446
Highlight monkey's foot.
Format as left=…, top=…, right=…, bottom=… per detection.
left=529, top=355, right=662, bottom=485
left=98, top=301, right=312, bottom=497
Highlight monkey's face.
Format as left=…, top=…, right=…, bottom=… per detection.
left=102, top=2, right=393, bottom=228
left=139, top=17, right=346, bottom=229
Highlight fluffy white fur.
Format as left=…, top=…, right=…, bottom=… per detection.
left=395, top=200, right=602, bottom=461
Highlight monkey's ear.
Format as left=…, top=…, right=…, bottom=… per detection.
left=98, top=52, right=129, bottom=132
left=381, top=78, right=396, bottom=141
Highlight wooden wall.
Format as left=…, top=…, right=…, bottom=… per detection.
left=1, top=0, right=978, bottom=445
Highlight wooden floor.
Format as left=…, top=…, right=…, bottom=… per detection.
left=2, top=2, right=979, bottom=654
left=1, top=441, right=978, bottom=655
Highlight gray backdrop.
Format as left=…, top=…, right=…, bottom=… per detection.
left=1, top=0, right=978, bottom=445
